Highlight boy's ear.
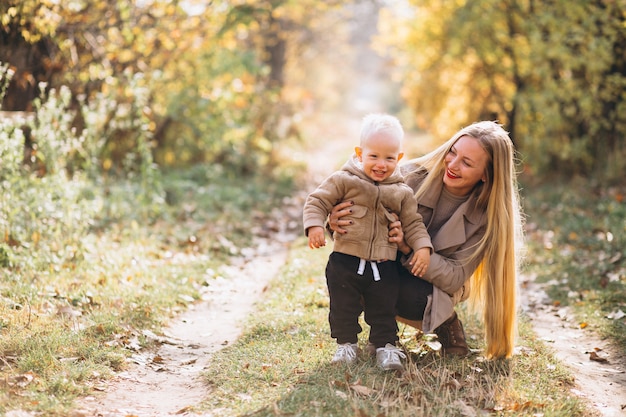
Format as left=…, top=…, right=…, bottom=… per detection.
left=355, top=147, right=363, bottom=160
left=398, top=152, right=404, bottom=161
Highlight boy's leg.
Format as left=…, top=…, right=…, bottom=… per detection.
left=326, top=252, right=366, bottom=344
left=362, top=261, right=400, bottom=348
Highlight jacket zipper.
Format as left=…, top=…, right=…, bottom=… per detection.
left=368, top=182, right=380, bottom=260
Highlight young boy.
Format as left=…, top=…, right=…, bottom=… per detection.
left=303, top=113, right=431, bottom=371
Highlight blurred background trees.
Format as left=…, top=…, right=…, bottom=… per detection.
left=378, top=0, right=626, bottom=179
left=1, top=0, right=354, bottom=176
left=1, top=0, right=625, bottom=180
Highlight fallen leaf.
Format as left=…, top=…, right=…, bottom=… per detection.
left=589, top=351, right=609, bottom=363
left=514, top=346, right=536, bottom=356
left=444, top=378, right=462, bottom=390
left=56, top=305, right=82, bottom=318
left=175, top=406, right=193, bottom=414
left=334, top=390, right=348, bottom=400
left=350, top=383, right=375, bottom=396
left=425, top=340, right=442, bottom=351
left=453, top=399, right=477, bottom=417
left=9, top=372, right=36, bottom=388
left=606, top=309, right=625, bottom=320
left=178, top=294, right=195, bottom=303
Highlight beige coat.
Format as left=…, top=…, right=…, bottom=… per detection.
left=400, top=162, right=487, bottom=333
left=303, top=155, right=432, bottom=261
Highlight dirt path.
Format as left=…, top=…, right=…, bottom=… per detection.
left=521, top=274, right=626, bottom=417
left=75, top=240, right=290, bottom=417
left=73, top=249, right=626, bottom=417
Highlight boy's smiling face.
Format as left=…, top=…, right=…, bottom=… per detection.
left=355, top=132, right=404, bottom=182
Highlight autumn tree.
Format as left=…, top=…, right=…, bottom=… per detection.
left=377, top=0, right=626, bottom=179
left=1, top=0, right=355, bottom=175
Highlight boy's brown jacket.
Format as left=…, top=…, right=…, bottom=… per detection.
left=303, top=154, right=432, bottom=261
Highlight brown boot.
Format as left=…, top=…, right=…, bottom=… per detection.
left=434, top=312, right=470, bottom=357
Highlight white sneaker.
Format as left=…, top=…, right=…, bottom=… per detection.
left=376, top=343, right=406, bottom=371
left=331, top=343, right=358, bottom=365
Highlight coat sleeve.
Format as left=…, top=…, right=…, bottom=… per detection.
left=302, top=173, right=344, bottom=235
left=401, top=223, right=485, bottom=294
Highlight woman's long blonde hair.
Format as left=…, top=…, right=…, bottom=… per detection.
left=412, top=121, right=524, bottom=359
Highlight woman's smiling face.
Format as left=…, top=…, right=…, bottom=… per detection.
left=443, top=135, right=489, bottom=196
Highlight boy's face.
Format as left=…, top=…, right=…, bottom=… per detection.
left=355, top=132, right=404, bottom=182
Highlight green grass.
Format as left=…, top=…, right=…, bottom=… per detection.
left=2, top=166, right=622, bottom=416
left=198, top=240, right=590, bottom=417
left=0, top=167, right=297, bottom=416
left=521, top=177, right=626, bottom=347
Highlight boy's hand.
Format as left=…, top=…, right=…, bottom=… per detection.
left=307, top=226, right=326, bottom=249
left=409, top=247, right=430, bottom=277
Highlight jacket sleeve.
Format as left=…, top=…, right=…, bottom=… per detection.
left=401, top=223, right=486, bottom=295
left=302, top=173, right=344, bottom=235
left=399, top=192, right=432, bottom=253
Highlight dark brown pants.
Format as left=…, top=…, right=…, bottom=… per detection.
left=396, top=264, right=433, bottom=321
left=326, top=252, right=399, bottom=348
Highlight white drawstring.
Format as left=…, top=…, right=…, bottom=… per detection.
left=357, top=258, right=366, bottom=275
left=371, top=261, right=380, bottom=281
left=357, top=258, right=381, bottom=281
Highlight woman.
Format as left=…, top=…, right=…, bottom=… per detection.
left=329, top=121, right=524, bottom=359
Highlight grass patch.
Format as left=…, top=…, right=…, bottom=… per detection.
left=0, top=168, right=297, bottom=416
left=199, top=239, right=591, bottom=416
left=521, top=177, right=626, bottom=347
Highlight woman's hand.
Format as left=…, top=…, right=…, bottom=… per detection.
left=328, top=200, right=354, bottom=234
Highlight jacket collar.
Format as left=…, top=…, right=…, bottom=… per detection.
left=422, top=182, right=486, bottom=251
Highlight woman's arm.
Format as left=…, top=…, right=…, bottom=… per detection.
left=409, top=227, right=485, bottom=294
left=393, top=219, right=486, bottom=294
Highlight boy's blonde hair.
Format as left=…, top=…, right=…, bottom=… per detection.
left=360, top=113, right=404, bottom=146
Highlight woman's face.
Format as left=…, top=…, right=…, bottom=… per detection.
left=443, top=135, right=489, bottom=196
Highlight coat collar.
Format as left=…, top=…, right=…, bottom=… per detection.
left=422, top=182, right=486, bottom=251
